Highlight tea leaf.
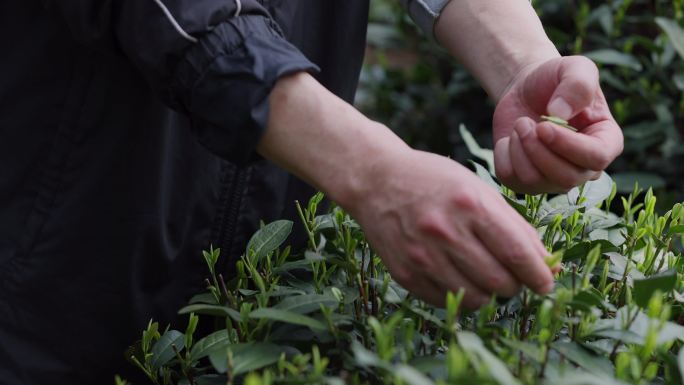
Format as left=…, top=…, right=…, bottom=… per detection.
left=150, top=330, right=184, bottom=369
left=179, top=304, right=241, bottom=322
left=541, top=115, right=578, bottom=131
left=249, top=308, right=327, bottom=331
left=458, top=332, right=521, bottom=385
left=395, top=364, right=436, bottom=385
left=544, top=251, right=563, bottom=268
left=585, top=49, right=643, bottom=71
left=460, top=124, right=495, bottom=174
left=209, top=343, right=285, bottom=374
left=656, top=17, right=684, bottom=61
left=563, top=240, right=617, bottom=263
left=246, top=220, right=293, bottom=262
left=633, top=270, right=677, bottom=308
left=179, top=375, right=227, bottom=385
left=469, top=160, right=501, bottom=192
left=678, top=346, right=684, bottom=383
left=191, top=330, right=231, bottom=361
left=273, top=294, right=339, bottom=314
left=568, top=172, right=613, bottom=208
left=553, top=342, right=614, bottom=376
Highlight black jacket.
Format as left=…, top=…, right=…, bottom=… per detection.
left=0, top=1, right=369, bottom=383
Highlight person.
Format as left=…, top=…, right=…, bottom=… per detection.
left=0, top=0, right=623, bottom=383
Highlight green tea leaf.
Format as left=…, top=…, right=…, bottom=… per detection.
left=208, top=343, right=285, bottom=374
left=190, top=330, right=231, bottom=361
left=585, top=49, right=643, bottom=71
left=249, top=308, right=327, bottom=331
left=544, top=251, right=563, bottom=268
left=571, top=289, right=606, bottom=312
left=563, top=240, right=617, bottom=263
left=273, top=293, right=338, bottom=314
left=567, top=172, right=613, bottom=208
left=150, top=330, right=184, bottom=369
left=678, top=346, right=684, bottom=384
left=351, top=341, right=391, bottom=369
left=188, top=293, right=218, bottom=305
left=500, top=339, right=543, bottom=363
left=543, top=368, right=628, bottom=385
left=458, top=332, right=521, bottom=385
left=246, top=220, right=293, bottom=262
left=656, top=17, right=684, bottom=61
left=395, top=364, right=436, bottom=385
left=469, top=160, right=501, bottom=192
left=179, top=304, right=241, bottom=322
left=541, top=115, right=578, bottom=131
left=179, top=375, right=227, bottom=385
left=552, top=342, right=613, bottom=376
left=668, top=224, right=684, bottom=236
left=633, top=270, right=677, bottom=308
left=460, top=124, right=495, bottom=174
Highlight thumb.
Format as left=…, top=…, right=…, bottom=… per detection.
left=546, top=56, right=600, bottom=121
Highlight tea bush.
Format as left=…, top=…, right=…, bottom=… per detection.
left=122, top=129, right=684, bottom=385
left=357, top=0, right=684, bottom=196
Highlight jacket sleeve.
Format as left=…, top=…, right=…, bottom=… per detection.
left=54, top=0, right=319, bottom=164
left=400, top=0, right=452, bottom=39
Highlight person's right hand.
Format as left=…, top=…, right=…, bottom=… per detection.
left=258, top=73, right=554, bottom=309
left=346, top=148, right=554, bottom=309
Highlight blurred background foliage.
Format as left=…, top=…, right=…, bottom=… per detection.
left=356, top=0, right=684, bottom=204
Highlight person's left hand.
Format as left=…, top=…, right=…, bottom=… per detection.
left=493, top=56, right=624, bottom=194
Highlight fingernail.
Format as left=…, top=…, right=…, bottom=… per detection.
left=548, top=97, right=573, bottom=120
left=515, top=120, right=533, bottom=138
left=537, top=123, right=556, bottom=144
left=541, top=281, right=555, bottom=294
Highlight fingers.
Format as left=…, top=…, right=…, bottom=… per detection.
left=427, top=258, right=491, bottom=309
left=405, top=276, right=448, bottom=307
left=495, top=134, right=546, bottom=194
left=516, top=119, right=600, bottom=192
left=393, top=244, right=491, bottom=308
left=547, top=56, right=600, bottom=120
left=444, top=234, right=522, bottom=298
left=537, top=118, right=624, bottom=171
left=494, top=137, right=514, bottom=182
left=495, top=118, right=602, bottom=193
left=472, top=204, right=554, bottom=294
left=416, top=212, right=521, bottom=298
left=509, top=130, right=551, bottom=193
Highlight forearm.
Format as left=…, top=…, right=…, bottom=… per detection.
left=434, top=0, right=559, bottom=101
left=257, top=72, right=409, bottom=207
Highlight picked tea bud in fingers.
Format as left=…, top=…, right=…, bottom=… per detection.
left=541, top=115, right=578, bottom=132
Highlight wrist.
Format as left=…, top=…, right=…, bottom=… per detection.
left=495, top=50, right=559, bottom=103
left=493, top=47, right=559, bottom=102
left=260, top=72, right=411, bottom=213
left=434, top=0, right=560, bottom=102
left=326, top=122, right=412, bottom=213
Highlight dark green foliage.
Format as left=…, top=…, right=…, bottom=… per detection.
left=122, top=131, right=684, bottom=384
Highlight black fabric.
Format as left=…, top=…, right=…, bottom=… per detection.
left=0, top=1, right=369, bottom=384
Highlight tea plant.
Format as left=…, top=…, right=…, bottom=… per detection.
left=122, top=129, right=684, bottom=385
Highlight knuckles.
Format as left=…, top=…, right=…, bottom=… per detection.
left=498, top=243, right=527, bottom=269
left=588, top=151, right=613, bottom=171
left=555, top=174, right=582, bottom=192
left=416, top=211, right=449, bottom=239
left=449, top=192, right=482, bottom=214
left=483, top=272, right=520, bottom=297
left=517, top=168, right=542, bottom=187
left=405, top=246, right=436, bottom=272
